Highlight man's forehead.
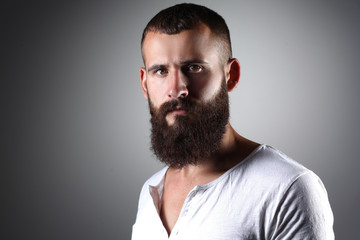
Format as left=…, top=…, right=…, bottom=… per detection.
left=142, top=24, right=219, bottom=67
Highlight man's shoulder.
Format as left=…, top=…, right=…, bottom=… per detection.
left=228, top=145, right=329, bottom=213
left=233, top=144, right=312, bottom=186
left=251, top=145, right=308, bottom=171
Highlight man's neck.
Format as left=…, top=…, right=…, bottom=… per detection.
left=166, top=123, right=259, bottom=185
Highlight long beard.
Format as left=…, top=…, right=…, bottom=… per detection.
left=148, top=80, right=229, bottom=168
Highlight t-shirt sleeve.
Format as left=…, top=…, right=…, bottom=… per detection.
left=270, top=172, right=334, bottom=240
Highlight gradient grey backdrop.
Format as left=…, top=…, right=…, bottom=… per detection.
left=3, top=0, right=359, bottom=239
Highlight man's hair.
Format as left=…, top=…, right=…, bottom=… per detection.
left=141, top=3, right=232, bottom=64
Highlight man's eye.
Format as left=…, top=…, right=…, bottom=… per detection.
left=187, top=65, right=203, bottom=73
left=155, top=69, right=168, bottom=76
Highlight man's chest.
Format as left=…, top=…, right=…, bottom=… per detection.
left=134, top=189, right=266, bottom=240
left=160, top=179, right=196, bottom=235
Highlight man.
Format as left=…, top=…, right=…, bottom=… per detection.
left=132, top=3, right=334, bottom=240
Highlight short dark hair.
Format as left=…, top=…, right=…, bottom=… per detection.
left=141, top=3, right=232, bottom=64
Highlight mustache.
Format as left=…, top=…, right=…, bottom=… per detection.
left=151, top=98, right=197, bottom=117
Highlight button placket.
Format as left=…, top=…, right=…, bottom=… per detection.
left=170, top=189, right=199, bottom=239
left=184, top=189, right=197, bottom=215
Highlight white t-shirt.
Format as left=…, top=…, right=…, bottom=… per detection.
left=132, top=145, right=334, bottom=240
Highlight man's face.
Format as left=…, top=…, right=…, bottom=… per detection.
left=140, top=23, right=234, bottom=167
left=140, top=23, right=228, bottom=126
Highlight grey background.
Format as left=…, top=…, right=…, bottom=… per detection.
left=3, top=0, right=359, bottom=239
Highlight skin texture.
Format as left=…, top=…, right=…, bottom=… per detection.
left=140, top=23, right=259, bottom=235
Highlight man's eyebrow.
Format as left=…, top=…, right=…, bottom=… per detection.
left=147, top=64, right=167, bottom=73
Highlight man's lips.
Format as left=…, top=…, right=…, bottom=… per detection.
left=171, top=109, right=187, bottom=115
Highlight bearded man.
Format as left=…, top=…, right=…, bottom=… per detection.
left=132, top=3, right=334, bottom=240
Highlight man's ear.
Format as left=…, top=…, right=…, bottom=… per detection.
left=140, top=67, right=148, bottom=100
left=225, top=58, right=241, bottom=92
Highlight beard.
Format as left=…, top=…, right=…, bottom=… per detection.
left=148, top=80, right=229, bottom=168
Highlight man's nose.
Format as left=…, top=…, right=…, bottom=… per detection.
left=167, top=71, right=189, bottom=99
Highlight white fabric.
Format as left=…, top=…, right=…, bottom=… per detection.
left=132, top=145, right=334, bottom=240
